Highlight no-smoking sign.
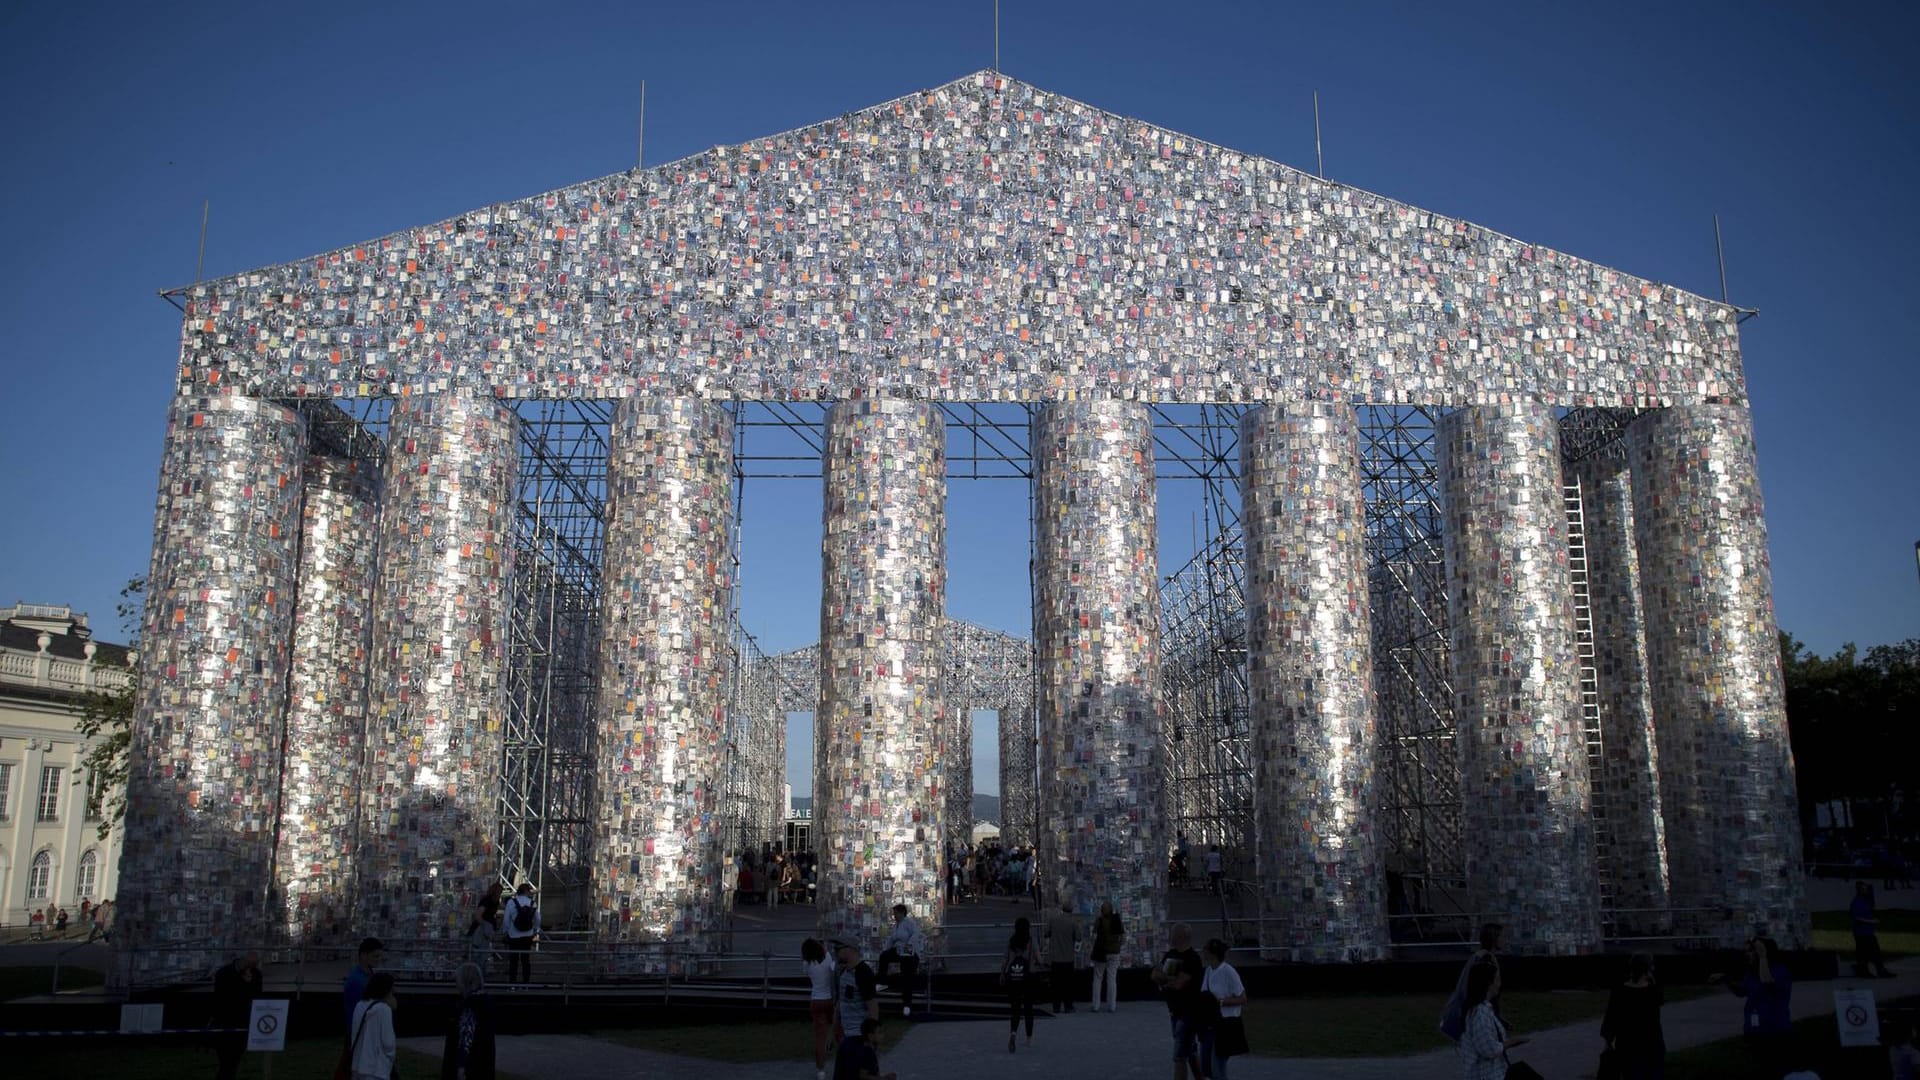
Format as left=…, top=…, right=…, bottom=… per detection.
left=1834, top=988, right=1880, bottom=1048
left=247, top=999, right=290, bottom=1052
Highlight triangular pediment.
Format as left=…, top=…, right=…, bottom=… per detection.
left=177, top=70, right=1744, bottom=407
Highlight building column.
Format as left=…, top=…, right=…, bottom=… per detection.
left=998, top=699, right=1036, bottom=850
left=1032, top=400, right=1164, bottom=957
left=816, top=400, right=947, bottom=946
left=276, top=453, right=380, bottom=945
left=1439, top=405, right=1600, bottom=954
left=595, top=396, right=734, bottom=946
left=1628, top=405, right=1806, bottom=946
left=361, top=391, right=517, bottom=942
left=119, top=392, right=305, bottom=978
left=1566, top=453, right=1670, bottom=932
left=1240, top=404, right=1388, bottom=962
left=945, top=692, right=973, bottom=851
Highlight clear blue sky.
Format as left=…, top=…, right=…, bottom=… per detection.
left=3, top=2, right=1915, bottom=796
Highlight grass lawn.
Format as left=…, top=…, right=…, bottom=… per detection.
left=1812, top=907, right=1920, bottom=960
left=5, top=1036, right=459, bottom=1080
left=0, top=965, right=103, bottom=1000
left=1243, top=987, right=1712, bottom=1058
left=1665, top=994, right=1918, bottom=1079
left=593, top=1013, right=910, bottom=1062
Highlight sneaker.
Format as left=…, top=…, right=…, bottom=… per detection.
left=902, top=1006, right=912, bottom=1017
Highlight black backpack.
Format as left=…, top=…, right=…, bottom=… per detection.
left=1007, top=949, right=1029, bottom=982
left=512, top=897, right=536, bottom=932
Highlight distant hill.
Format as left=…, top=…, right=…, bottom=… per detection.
left=788, top=793, right=1000, bottom=825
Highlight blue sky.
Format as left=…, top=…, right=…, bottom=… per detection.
left=3, top=2, right=1915, bottom=795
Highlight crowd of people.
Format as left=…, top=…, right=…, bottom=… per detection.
left=729, top=843, right=817, bottom=908
left=948, top=837, right=1041, bottom=904
left=22, top=896, right=112, bottom=942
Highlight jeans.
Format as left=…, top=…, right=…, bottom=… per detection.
left=1008, top=982, right=1034, bottom=1036
left=505, top=935, right=533, bottom=983
left=877, top=949, right=919, bottom=1013
left=1211, top=1042, right=1230, bottom=1079
left=1093, top=956, right=1120, bottom=1010
left=1050, top=962, right=1076, bottom=1011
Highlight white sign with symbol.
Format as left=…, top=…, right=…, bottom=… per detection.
left=1834, top=987, right=1879, bottom=1048
left=247, top=999, right=290, bottom=1052
left=119, top=1003, right=163, bottom=1033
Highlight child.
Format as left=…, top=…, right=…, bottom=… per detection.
left=834, top=1018, right=897, bottom=1080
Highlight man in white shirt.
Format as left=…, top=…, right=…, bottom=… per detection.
left=502, top=883, right=540, bottom=985
left=876, top=903, right=927, bottom=1017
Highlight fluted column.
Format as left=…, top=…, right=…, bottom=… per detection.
left=119, top=393, right=305, bottom=978
left=595, top=396, right=734, bottom=945
left=361, top=391, right=517, bottom=942
left=1440, top=405, right=1600, bottom=954
left=276, top=453, right=380, bottom=945
left=1628, top=405, right=1805, bottom=946
left=816, top=400, right=947, bottom=946
left=1033, top=400, right=1164, bottom=958
left=1241, top=404, right=1387, bottom=962
left=1567, top=452, right=1670, bottom=931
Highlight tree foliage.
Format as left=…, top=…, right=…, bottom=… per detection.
left=75, top=577, right=143, bottom=839
left=1781, top=630, right=1920, bottom=839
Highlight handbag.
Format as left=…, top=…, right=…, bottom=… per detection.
left=1214, top=1015, right=1250, bottom=1058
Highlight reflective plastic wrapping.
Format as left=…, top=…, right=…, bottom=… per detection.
left=121, top=393, right=304, bottom=973
left=1628, top=406, right=1806, bottom=946
left=178, top=71, right=1746, bottom=410
left=944, top=619, right=1036, bottom=847
left=945, top=705, right=973, bottom=847
left=1239, top=405, right=1387, bottom=962
left=361, top=391, right=517, bottom=939
left=817, top=400, right=947, bottom=947
left=997, top=700, right=1037, bottom=849
left=1033, top=401, right=1164, bottom=957
left=1439, top=405, right=1601, bottom=954
left=596, top=396, right=734, bottom=944
left=1566, top=452, right=1671, bottom=929
left=277, top=453, right=380, bottom=945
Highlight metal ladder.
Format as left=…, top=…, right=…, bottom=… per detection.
left=1564, top=477, right=1616, bottom=920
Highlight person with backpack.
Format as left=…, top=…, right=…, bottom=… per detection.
left=442, top=962, right=497, bottom=1080
left=502, top=883, right=540, bottom=985
left=1002, top=916, right=1041, bottom=1052
left=349, top=972, right=399, bottom=1080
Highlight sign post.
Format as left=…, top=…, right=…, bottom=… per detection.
left=247, top=997, right=290, bottom=1078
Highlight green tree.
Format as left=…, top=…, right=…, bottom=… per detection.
left=75, top=577, right=143, bottom=838
left=1781, top=630, right=1920, bottom=846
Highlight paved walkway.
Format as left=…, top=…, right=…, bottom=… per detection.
left=401, top=964, right=1916, bottom=1080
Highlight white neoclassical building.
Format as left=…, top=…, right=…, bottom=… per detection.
left=0, top=603, right=130, bottom=927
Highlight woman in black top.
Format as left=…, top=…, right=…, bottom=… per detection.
left=1002, top=916, right=1041, bottom=1053
left=1600, top=952, right=1665, bottom=1080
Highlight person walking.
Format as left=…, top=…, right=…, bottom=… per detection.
left=442, top=962, right=497, bottom=1080
left=1003, top=915, right=1041, bottom=1052
left=1600, top=952, right=1665, bottom=1080
left=1205, top=844, right=1224, bottom=896
left=348, top=972, right=399, bottom=1080
left=1852, top=880, right=1896, bottom=977
left=1150, top=922, right=1206, bottom=1080
left=343, top=937, right=385, bottom=1032
left=1201, top=939, right=1247, bottom=1079
left=803, top=938, right=838, bottom=1080
left=875, top=903, right=926, bottom=1017
left=211, top=951, right=261, bottom=1080
left=85, top=899, right=112, bottom=943
left=1440, top=922, right=1505, bottom=1041
left=834, top=941, right=880, bottom=1072
left=1045, top=899, right=1081, bottom=1014
left=467, top=880, right=504, bottom=967
left=502, top=883, right=539, bottom=985
left=1090, top=900, right=1125, bottom=1013
left=1459, top=960, right=1529, bottom=1079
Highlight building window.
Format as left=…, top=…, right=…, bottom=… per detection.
left=37, top=766, right=61, bottom=822
left=85, top=770, right=106, bottom=821
left=0, top=762, right=11, bottom=820
left=28, top=850, right=52, bottom=900
left=77, top=850, right=99, bottom=900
